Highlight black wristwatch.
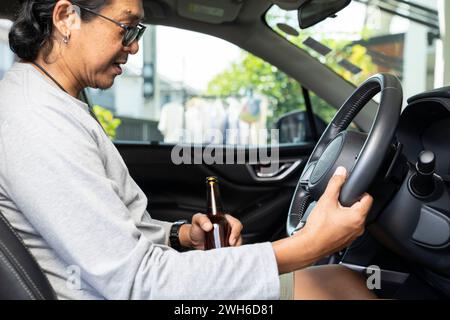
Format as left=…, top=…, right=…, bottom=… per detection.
left=169, top=220, right=189, bottom=252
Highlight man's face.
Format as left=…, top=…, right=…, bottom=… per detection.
left=72, top=0, right=144, bottom=89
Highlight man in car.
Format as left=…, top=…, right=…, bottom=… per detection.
left=0, top=0, right=375, bottom=300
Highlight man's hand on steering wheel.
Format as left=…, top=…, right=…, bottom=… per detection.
left=298, top=166, right=373, bottom=257
left=286, top=74, right=402, bottom=236
left=273, top=166, right=374, bottom=274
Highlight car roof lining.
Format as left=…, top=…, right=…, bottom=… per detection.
left=0, top=0, right=376, bottom=131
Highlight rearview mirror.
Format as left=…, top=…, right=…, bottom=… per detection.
left=298, top=0, right=351, bottom=29
left=272, top=0, right=309, bottom=10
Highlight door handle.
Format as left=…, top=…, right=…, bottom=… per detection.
left=247, top=160, right=303, bottom=182
left=255, top=163, right=293, bottom=178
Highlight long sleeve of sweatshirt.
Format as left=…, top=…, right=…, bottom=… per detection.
left=0, top=62, right=281, bottom=300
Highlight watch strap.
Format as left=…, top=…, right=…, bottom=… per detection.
left=169, top=220, right=189, bottom=251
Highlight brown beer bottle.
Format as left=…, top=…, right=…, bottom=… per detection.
left=204, top=177, right=231, bottom=250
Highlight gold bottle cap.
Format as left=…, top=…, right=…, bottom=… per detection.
left=206, top=176, right=218, bottom=183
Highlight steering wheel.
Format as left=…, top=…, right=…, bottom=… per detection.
left=287, top=73, right=403, bottom=236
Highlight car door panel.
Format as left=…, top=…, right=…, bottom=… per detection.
left=116, top=143, right=314, bottom=243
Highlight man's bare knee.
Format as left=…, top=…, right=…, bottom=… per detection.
left=293, top=265, right=377, bottom=300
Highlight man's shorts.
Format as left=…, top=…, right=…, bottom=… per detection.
left=279, top=272, right=294, bottom=300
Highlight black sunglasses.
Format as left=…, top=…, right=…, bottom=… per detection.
left=75, top=5, right=146, bottom=47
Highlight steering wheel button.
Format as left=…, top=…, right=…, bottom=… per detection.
left=310, top=134, right=344, bottom=185
left=300, top=162, right=316, bottom=186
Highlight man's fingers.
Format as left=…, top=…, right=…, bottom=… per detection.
left=192, top=213, right=212, bottom=232
left=192, top=213, right=243, bottom=245
left=323, top=166, right=347, bottom=201
left=351, top=193, right=374, bottom=216
left=226, top=214, right=243, bottom=246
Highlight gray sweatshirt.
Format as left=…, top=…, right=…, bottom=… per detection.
left=0, top=62, right=280, bottom=300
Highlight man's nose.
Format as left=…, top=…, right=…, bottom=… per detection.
left=124, top=41, right=140, bottom=55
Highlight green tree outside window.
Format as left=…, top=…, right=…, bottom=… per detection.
left=92, top=105, right=122, bottom=140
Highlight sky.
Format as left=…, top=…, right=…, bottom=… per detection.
left=129, top=25, right=242, bottom=93
left=156, top=26, right=241, bottom=92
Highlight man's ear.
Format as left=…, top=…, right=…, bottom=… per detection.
left=52, top=1, right=82, bottom=39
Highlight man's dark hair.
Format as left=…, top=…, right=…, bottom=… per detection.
left=9, top=0, right=108, bottom=62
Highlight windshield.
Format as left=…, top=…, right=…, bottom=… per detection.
left=266, top=0, right=439, bottom=103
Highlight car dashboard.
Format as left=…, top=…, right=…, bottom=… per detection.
left=364, top=88, right=450, bottom=297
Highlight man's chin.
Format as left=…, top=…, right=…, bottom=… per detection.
left=94, top=78, right=116, bottom=90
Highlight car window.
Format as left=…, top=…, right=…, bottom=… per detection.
left=266, top=0, right=438, bottom=106
left=84, top=25, right=338, bottom=146
left=0, top=20, right=14, bottom=79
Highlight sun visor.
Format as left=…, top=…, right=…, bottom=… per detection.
left=271, top=0, right=310, bottom=10
left=177, top=0, right=244, bottom=24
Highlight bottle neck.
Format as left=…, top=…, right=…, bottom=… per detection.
left=206, top=182, right=224, bottom=216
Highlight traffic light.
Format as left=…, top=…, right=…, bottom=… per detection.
left=143, top=62, right=155, bottom=99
